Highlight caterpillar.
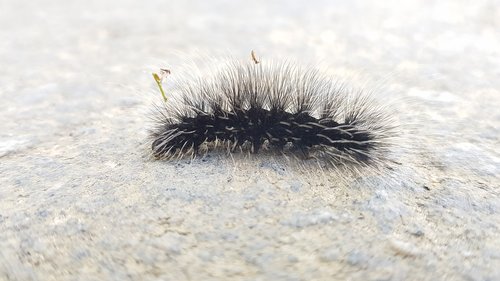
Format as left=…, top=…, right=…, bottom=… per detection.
left=149, top=57, right=396, bottom=169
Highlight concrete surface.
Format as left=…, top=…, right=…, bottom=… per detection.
left=1, top=0, right=499, bottom=280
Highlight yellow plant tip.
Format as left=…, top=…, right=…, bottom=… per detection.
left=152, top=72, right=167, bottom=102
left=251, top=50, right=260, bottom=64
left=152, top=73, right=161, bottom=83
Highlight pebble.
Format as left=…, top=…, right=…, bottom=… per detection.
left=389, top=239, right=421, bottom=257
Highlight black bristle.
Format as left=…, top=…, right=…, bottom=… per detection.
left=152, top=108, right=373, bottom=158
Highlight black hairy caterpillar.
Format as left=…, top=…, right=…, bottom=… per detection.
left=150, top=59, right=395, bottom=168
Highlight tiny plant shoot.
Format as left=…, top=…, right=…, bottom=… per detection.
left=152, top=68, right=171, bottom=102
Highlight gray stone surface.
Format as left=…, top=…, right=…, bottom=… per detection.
left=1, top=0, right=499, bottom=280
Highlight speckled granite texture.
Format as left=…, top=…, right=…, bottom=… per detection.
left=1, top=0, right=499, bottom=280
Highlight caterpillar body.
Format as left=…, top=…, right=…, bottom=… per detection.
left=150, top=60, right=395, bottom=168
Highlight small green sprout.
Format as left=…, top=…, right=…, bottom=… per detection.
left=152, top=68, right=170, bottom=102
